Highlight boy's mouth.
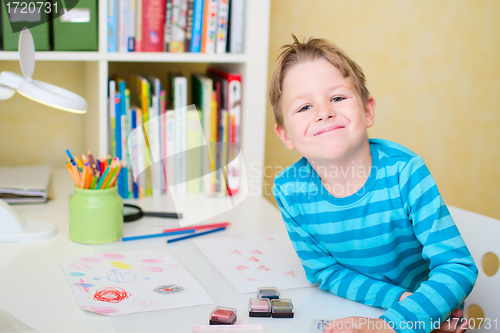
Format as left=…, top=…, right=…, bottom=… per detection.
left=314, top=125, right=345, bottom=136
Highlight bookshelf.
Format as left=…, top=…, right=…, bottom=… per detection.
left=0, top=0, right=271, bottom=193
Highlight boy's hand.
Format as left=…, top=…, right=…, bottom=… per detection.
left=322, top=317, right=395, bottom=333
left=430, top=308, right=469, bottom=333
left=399, top=292, right=469, bottom=333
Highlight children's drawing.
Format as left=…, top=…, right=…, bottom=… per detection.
left=153, top=284, right=184, bottom=294
left=193, top=233, right=313, bottom=293
left=74, top=278, right=94, bottom=293
left=133, top=299, right=160, bottom=307
left=110, top=261, right=133, bottom=269
left=94, top=287, right=131, bottom=303
left=107, top=269, right=136, bottom=283
left=59, top=248, right=213, bottom=316
left=82, top=305, right=119, bottom=314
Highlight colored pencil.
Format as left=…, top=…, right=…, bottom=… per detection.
left=90, top=172, right=99, bottom=189
left=166, top=227, right=227, bottom=244
left=163, top=222, right=230, bottom=233
left=65, top=149, right=75, bottom=162
left=107, top=162, right=123, bottom=188
left=82, top=163, right=88, bottom=189
left=96, top=166, right=111, bottom=189
left=100, top=159, right=116, bottom=189
left=66, top=162, right=79, bottom=185
left=120, top=229, right=195, bottom=242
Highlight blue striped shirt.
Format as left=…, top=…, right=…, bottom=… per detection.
left=273, top=138, right=477, bottom=333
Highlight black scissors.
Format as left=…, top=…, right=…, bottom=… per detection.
left=123, top=204, right=182, bottom=222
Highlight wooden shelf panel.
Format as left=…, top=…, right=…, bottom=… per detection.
left=0, top=51, right=246, bottom=63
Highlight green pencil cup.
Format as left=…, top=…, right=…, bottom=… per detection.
left=69, top=186, right=123, bottom=244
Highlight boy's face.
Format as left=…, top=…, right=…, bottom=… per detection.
left=275, top=58, right=375, bottom=164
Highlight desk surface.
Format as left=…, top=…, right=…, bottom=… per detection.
left=1, top=169, right=493, bottom=333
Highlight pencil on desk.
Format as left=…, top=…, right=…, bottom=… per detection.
left=163, top=222, right=230, bottom=233
left=166, top=227, right=227, bottom=244
left=120, top=229, right=196, bottom=242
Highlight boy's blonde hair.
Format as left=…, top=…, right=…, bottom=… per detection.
left=270, top=35, right=370, bottom=129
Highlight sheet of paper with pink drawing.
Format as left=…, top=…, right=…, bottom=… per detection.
left=58, top=248, right=213, bottom=316
left=192, top=233, right=313, bottom=293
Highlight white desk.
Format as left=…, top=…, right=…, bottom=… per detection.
left=1, top=169, right=491, bottom=333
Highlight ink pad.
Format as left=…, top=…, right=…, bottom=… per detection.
left=209, top=306, right=237, bottom=325
left=257, top=286, right=280, bottom=299
left=271, top=299, right=294, bottom=318
left=248, top=298, right=272, bottom=317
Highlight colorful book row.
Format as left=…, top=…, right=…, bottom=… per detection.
left=108, top=0, right=245, bottom=53
left=108, top=68, right=241, bottom=199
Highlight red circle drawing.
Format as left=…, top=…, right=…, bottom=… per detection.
left=102, top=253, right=125, bottom=260
left=82, top=305, right=119, bottom=314
left=94, top=287, right=131, bottom=303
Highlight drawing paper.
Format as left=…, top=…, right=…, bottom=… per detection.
left=193, top=233, right=312, bottom=293
left=58, top=248, right=213, bottom=315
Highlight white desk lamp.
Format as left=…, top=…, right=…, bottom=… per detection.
left=0, top=28, right=88, bottom=242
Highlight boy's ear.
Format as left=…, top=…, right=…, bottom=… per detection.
left=274, top=123, right=295, bottom=150
left=365, top=96, right=376, bottom=128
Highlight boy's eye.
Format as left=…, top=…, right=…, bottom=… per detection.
left=297, top=105, right=311, bottom=112
left=331, top=96, right=345, bottom=102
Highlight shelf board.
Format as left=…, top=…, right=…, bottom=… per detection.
left=0, top=51, right=103, bottom=61
left=0, top=51, right=247, bottom=63
left=106, top=52, right=246, bottom=63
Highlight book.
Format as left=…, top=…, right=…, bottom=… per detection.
left=145, top=76, right=163, bottom=197
left=215, top=0, right=229, bottom=54
left=128, top=0, right=136, bottom=51
left=108, top=0, right=118, bottom=52
left=165, top=110, right=175, bottom=192
left=142, top=0, right=166, bottom=52
left=118, top=0, right=129, bottom=52
left=130, top=108, right=140, bottom=198
left=184, top=0, right=195, bottom=52
left=171, top=74, right=187, bottom=194
left=164, top=0, right=173, bottom=51
left=170, top=0, right=187, bottom=52
left=135, top=0, right=143, bottom=51
left=109, top=80, right=117, bottom=157
left=227, top=0, right=244, bottom=53
left=160, top=90, right=167, bottom=194
left=190, top=0, right=204, bottom=53
left=186, top=107, right=203, bottom=193
left=208, top=68, right=241, bottom=195
left=192, top=74, right=214, bottom=195
left=202, top=0, right=217, bottom=53
left=0, top=165, right=51, bottom=204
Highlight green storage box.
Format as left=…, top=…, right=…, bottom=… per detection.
left=1, top=3, right=50, bottom=51
left=53, top=0, right=97, bottom=51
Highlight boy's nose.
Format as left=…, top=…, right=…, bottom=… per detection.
left=315, top=106, right=335, bottom=121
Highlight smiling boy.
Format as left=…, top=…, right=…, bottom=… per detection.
left=271, top=36, right=478, bottom=333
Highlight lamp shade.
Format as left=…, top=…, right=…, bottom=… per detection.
left=17, top=78, right=87, bottom=113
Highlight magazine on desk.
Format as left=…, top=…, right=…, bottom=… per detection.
left=0, top=165, right=51, bottom=204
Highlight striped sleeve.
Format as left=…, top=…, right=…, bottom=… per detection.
left=274, top=184, right=408, bottom=310
left=380, top=156, right=478, bottom=333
